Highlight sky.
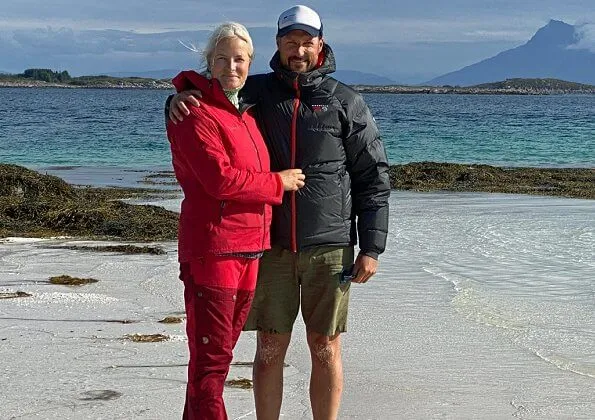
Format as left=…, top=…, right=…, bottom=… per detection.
left=1, top=0, right=594, bottom=83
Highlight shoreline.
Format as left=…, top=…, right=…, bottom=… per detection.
left=353, top=85, right=595, bottom=95
left=0, top=79, right=172, bottom=90
left=18, top=162, right=595, bottom=198
left=2, top=79, right=595, bottom=94
left=40, top=162, right=595, bottom=199
left=1, top=162, right=593, bottom=241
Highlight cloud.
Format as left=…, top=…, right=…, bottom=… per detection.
left=462, top=30, right=532, bottom=42
left=2, top=1, right=594, bottom=34
left=324, top=17, right=536, bottom=45
left=3, top=27, right=212, bottom=56
left=0, top=26, right=279, bottom=75
left=0, top=1, right=278, bottom=32
left=573, top=23, right=595, bottom=52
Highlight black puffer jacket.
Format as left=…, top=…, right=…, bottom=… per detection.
left=241, top=44, right=390, bottom=258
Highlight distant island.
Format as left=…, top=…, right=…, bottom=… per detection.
left=2, top=68, right=595, bottom=94
left=352, top=78, right=595, bottom=95
left=0, top=68, right=171, bottom=89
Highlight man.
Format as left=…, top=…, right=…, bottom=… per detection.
left=168, top=5, right=390, bottom=419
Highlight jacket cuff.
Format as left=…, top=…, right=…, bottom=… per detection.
left=274, top=173, right=284, bottom=204
left=164, top=94, right=174, bottom=123
left=359, top=250, right=379, bottom=260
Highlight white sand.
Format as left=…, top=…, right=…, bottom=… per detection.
left=1, top=192, right=594, bottom=419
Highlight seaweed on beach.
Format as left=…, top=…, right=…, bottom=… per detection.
left=52, top=244, right=166, bottom=255
left=0, top=164, right=179, bottom=240
left=105, top=319, right=138, bottom=324
left=139, top=171, right=179, bottom=186
left=49, top=275, right=99, bottom=286
left=390, top=162, right=595, bottom=199
left=144, top=171, right=175, bottom=178
left=158, top=316, right=184, bottom=324
left=138, top=179, right=179, bottom=186
left=2, top=162, right=593, bottom=241
left=79, top=390, right=123, bottom=401
left=125, top=333, right=169, bottom=342
left=225, top=377, right=253, bottom=389
left=0, top=291, right=32, bottom=299
left=0, top=164, right=75, bottom=200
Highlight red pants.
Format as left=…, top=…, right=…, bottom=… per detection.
left=180, top=255, right=258, bottom=420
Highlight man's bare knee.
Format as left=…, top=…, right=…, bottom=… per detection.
left=255, top=332, right=290, bottom=367
left=307, top=332, right=341, bottom=368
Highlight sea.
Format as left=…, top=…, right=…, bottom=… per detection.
left=1, top=88, right=594, bottom=418
left=1, top=88, right=594, bottom=170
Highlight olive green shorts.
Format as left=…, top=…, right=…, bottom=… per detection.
left=243, top=245, right=354, bottom=336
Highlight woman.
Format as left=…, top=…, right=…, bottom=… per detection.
left=166, top=22, right=305, bottom=420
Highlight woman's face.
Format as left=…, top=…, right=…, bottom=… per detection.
left=211, top=37, right=251, bottom=90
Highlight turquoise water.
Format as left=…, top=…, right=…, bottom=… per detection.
left=0, top=88, right=594, bottom=169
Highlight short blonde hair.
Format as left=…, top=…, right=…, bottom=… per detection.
left=203, top=22, right=254, bottom=71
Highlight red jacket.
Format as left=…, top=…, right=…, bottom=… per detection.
left=167, top=71, right=283, bottom=262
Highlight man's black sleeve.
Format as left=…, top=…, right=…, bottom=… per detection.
left=164, top=94, right=174, bottom=125
left=342, top=93, right=391, bottom=259
left=163, top=74, right=264, bottom=124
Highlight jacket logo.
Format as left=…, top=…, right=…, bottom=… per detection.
left=311, top=104, right=328, bottom=112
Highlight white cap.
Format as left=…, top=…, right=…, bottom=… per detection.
left=277, top=5, right=323, bottom=38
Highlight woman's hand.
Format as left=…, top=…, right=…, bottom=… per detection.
left=278, top=169, right=306, bottom=191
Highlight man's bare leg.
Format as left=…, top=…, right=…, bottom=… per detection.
left=307, top=331, right=343, bottom=420
left=253, top=331, right=292, bottom=420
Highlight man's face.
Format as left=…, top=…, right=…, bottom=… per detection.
left=276, top=30, right=324, bottom=73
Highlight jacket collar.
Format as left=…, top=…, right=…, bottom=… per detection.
left=269, top=43, right=336, bottom=89
left=172, top=70, right=255, bottom=113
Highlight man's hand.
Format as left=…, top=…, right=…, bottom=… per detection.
left=169, top=90, right=202, bottom=123
left=351, top=253, right=378, bottom=283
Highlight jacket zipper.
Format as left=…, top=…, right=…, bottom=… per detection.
left=242, top=117, right=267, bottom=250
left=290, top=78, right=300, bottom=253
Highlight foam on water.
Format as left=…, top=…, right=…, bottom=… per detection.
left=429, top=269, right=595, bottom=379
left=409, top=192, right=595, bottom=380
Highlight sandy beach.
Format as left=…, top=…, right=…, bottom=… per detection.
left=2, top=192, right=594, bottom=419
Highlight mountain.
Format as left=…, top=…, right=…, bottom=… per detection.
left=108, top=68, right=395, bottom=85
left=426, top=20, right=595, bottom=86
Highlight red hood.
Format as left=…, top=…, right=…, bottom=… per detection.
left=172, top=70, right=230, bottom=108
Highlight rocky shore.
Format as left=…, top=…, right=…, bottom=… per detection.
left=2, top=76, right=594, bottom=94
left=353, top=78, right=595, bottom=95
left=1, top=163, right=593, bottom=239
left=0, top=77, right=172, bottom=89
left=353, top=85, right=595, bottom=95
